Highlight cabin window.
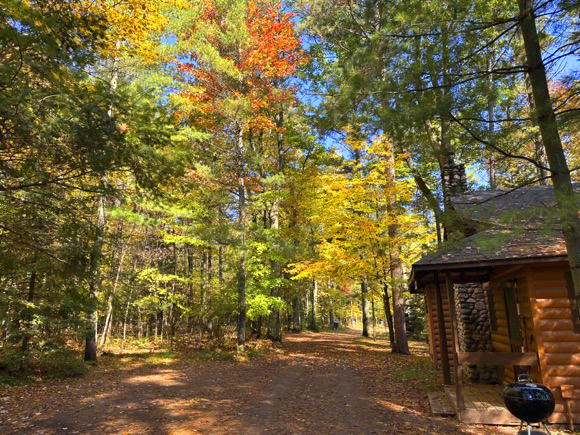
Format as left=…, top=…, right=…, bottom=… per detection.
left=564, top=271, right=580, bottom=333
left=503, top=280, right=523, bottom=346
left=486, top=285, right=498, bottom=332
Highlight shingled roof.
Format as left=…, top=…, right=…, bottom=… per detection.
left=449, top=183, right=580, bottom=229
left=413, top=229, right=567, bottom=270
left=410, top=184, right=577, bottom=283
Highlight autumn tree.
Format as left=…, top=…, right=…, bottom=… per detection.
left=173, top=0, right=306, bottom=349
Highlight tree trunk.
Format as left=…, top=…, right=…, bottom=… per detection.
left=85, top=191, right=105, bottom=362
left=236, top=126, right=247, bottom=351
left=20, top=271, right=36, bottom=352
left=292, top=297, right=301, bottom=332
left=187, top=247, right=194, bottom=333
left=382, top=282, right=396, bottom=352
left=122, top=285, right=134, bottom=345
left=487, top=56, right=496, bottom=189
left=206, top=247, right=213, bottom=334
left=308, top=280, right=318, bottom=331
left=329, top=295, right=334, bottom=327
left=371, top=297, right=376, bottom=338
left=385, top=141, right=410, bottom=354
left=218, top=245, right=224, bottom=284
left=100, top=243, right=126, bottom=348
left=361, top=280, right=370, bottom=337
left=255, top=316, right=263, bottom=339
left=169, top=243, right=178, bottom=344
left=137, top=306, right=143, bottom=339
left=200, top=249, right=206, bottom=317
left=523, top=59, right=548, bottom=185
left=518, top=0, right=580, bottom=304
left=84, top=46, right=120, bottom=362
left=267, top=113, right=285, bottom=342
left=267, top=201, right=282, bottom=341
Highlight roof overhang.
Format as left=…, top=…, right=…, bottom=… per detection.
left=409, top=254, right=568, bottom=294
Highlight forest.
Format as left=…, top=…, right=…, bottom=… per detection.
left=0, top=0, right=578, bottom=385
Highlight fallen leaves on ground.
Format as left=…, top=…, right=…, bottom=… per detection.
left=0, top=330, right=519, bottom=434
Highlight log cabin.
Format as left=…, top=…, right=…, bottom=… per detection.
left=410, top=184, right=580, bottom=428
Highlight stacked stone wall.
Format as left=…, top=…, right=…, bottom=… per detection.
left=443, top=157, right=468, bottom=200
left=455, top=282, right=498, bottom=383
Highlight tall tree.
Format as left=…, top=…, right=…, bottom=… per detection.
left=517, top=0, right=580, bottom=305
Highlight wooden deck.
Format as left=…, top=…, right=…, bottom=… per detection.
left=429, top=385, right=521, bottom=425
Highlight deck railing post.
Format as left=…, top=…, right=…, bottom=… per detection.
left=445, top=271, right=465, bottom=411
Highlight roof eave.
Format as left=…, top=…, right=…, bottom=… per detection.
left=412, top=254, right=568, bottom=272
left=410, top=254, right=568, bottom=293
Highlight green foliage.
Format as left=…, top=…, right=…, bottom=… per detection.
left=246, top=294, right=285, bottom=321
left=405, top=295, right=427, bottom=340
left=1, top=0, right=576, bottom=381
left=0, top=348, right=87, bottom=383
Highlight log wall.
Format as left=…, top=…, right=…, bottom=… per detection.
left=420, top=261, right=579, bottom=427
left=528, top=262, right=580, bottom=426
left=425, top=283, right=454, bottom=369
left=488, top=266, right=540, bottom=384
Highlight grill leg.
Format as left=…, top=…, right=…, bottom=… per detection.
left=527, top=423, right=532, bottom=435
left=518, top=421, right=524, bottom=431
left=541, top=421, right=551, bottom=435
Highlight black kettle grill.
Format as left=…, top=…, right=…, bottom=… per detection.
left=503, top=374, right=555, bottom=434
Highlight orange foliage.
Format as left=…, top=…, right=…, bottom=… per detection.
left=177, top=0, right=307, bottom=127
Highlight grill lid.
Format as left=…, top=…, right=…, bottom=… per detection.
left=502, top=374, right=555, bottom=423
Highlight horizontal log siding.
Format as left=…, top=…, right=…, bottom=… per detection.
left=425, top=284, right=455, bottom=369
left=529, top=262, right=580, bottom=426
left=489, top=266, right=538, bottom=384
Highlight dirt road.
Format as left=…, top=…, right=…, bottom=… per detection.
left=0, top=331, right=506, bottom=434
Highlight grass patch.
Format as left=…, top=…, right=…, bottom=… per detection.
left=394, top=356, right=441, bottom=391
left=99, top=350, right=179, bottom=371
left=100, top=338, right=272, bottom=368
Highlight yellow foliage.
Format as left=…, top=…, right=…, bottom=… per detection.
left=288, top=131, right=435, bottom=286
left=60, top=0, right=188, bottom=61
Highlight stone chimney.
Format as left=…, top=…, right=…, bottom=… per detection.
left=441, top=155, right=497, bottom=384
left=443, top=154, right=468, bottom=201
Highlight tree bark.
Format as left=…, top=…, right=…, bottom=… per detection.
left=385, top=141, right=410, bottom=354
left=523, top=58, right=548, bottom=185
left=267, top=201, right=282, bottom=341
left=100, top=242, right=126, bottom=348
left=218, top=245, right=224, bottom=284
left=382, top=282, right=396, bottom=352
left=236, top=126, right=247, bottom=351
left=187, top=246, right=194, bottom=332
left=361, top=280, right=370, bottom=337
left=20, top=271, right=36, bottom=352
left=206, top=247, right=213, bottom=334
left=122, top=285, right=134, bottom=345
left=292, top=297, right=301, bottom=331
left=518, top=0, right=580, bottom=304
left=308, top=280, right=318, bottom=331
left=85, top=191, right=105, bottom=362
left=487, top=56, right=496, bottom=189
left=371, top=297, right=376, bottom=338
left=84, top=45, right=120, bottom=362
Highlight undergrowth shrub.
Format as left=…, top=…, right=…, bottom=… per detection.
left=0, top=347, right=86, bottom=383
